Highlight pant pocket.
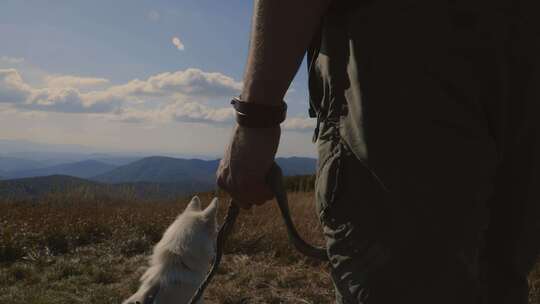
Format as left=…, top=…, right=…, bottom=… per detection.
left=316, top=141, right=390, bottom=303
left=315, top=138, right=345, bottom=225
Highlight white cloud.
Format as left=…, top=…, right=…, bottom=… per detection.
left=0, top=67, right=242, bottom=117
left=0, top=56, right=25, bottom=64
left=282, top=117, right=316, bottom=131
left=172, top=37, right=185, bottom=51
left=168, top=101, right=235, bottom=124
left=45, top=75, right=110, bottom=89
left=25, top=87, right=119, bottom=113
left=0, top=69, right=121, bottom=113
left=108, top=107, right=166, bottom=124
left=108, top=101, right=234, bottom=125
left=108, top=68, right=242, bottom=99
left=0, top=69, right=32, bottom=103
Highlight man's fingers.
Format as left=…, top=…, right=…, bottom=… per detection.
left=218, top=181, right=253, bottom=209
left=227, top=182, right=273, bottom=208
left=231, top=197, right=252, bottom=210
left=252, top=184, right=274, bottom=206
left=217, top=162, right=274, bottom=209
left=230, top=191, right=260, bottom=209
left=216, top=174, right=229, bottom=192
left=216, top=164, right=235, bottom=194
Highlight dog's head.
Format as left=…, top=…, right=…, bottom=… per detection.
left=184, top=196, right=219, bottom=243
left=167, top=196, right=220, bottom=265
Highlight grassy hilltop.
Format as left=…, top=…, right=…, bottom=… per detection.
left=0, top=189, right=333, bottom=304
left=1, top=189, right=539, bottom=304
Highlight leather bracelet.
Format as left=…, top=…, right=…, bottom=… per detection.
left=231, top=97, right=287, bottom=128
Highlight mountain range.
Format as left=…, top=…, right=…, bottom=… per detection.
left=5, top=160, right=117, bottom=179
left=0, top=139, right=217, bottom=165
left=0, top=175, right=211, bottom=201
left=0, top=156, right=316, bottom=200
left=93, top=156, right=220, bottom=184
left=0, top=157, right=46, bottom=173
left=92, top=156, right=316, bottom=184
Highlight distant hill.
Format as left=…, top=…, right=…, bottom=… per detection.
left=0, top=157, right=45, bottom=173
left=0, top=175, right=212, bottom=201
left=93, top=156, right=220, bottom=184
left=0, top=175, right=98, bottom=199
left=275, top=157, right=317, bottom=176
left=5, top=160, right=117, bottom=179
left=92, top=156, right=316, bottom=185
left=0, top=139, right=93, bottom=154
left=90, top=156, right=142, bottom=166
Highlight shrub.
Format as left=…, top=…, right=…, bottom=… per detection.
left=8, top=264, right=35, bottom=282
left=0, top=226, right=26, bottom=264
left=91, top=267, right=118, bottom=285
left=0, top=242, right=25, bottom=264
left=119, top=237, right=152, bottom=257
left=43, top=229, right=70, bottom=255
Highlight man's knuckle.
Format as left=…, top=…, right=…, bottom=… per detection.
left=216, top=177, right=227, bottom=189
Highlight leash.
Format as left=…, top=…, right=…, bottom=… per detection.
left=188, top=163, right=327, bottom=304
left=188, top=201, right=240, bottom=304
left=266, top=163, right=328, bottom=261
left=137, top=163, right=327, bottom=304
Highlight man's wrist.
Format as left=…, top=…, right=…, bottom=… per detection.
left=231, top=97, right=287, bottom=128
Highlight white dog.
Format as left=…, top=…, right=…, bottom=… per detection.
left=124, top=196, right=219, bottom=304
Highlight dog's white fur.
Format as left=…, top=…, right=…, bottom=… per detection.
left=123, top=196, right=219, bottom=304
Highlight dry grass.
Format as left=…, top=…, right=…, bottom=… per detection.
left=0, top=192, right=332, bottom=304
left=0, top=192, right=539, bottom=303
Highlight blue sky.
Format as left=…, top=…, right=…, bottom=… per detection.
left=0, top=0, right=315, bottom=157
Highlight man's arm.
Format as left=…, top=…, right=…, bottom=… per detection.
left=217, top=0, right=330, bottom=208
left=242, top=0, right=330, bottom=105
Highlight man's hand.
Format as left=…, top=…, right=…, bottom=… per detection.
left=216, top=124, right=280, bottom=209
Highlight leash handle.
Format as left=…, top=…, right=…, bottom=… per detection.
left=188, top=201, right=240, bottom=304
left=266, top=163, right=328, bottom=261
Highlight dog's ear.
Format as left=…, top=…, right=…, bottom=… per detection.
left=186, top=196, right=202, bottom=212
left=202, top=197, right=219, bottom=227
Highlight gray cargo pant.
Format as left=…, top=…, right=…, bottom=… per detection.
left=312, top=2, right=540, bottom=303
left=315, top=117, right=540, bottom=304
